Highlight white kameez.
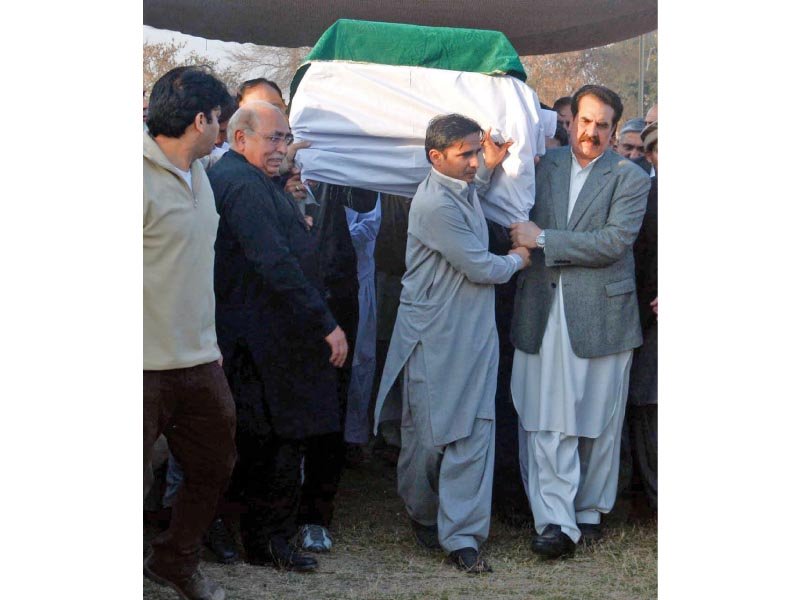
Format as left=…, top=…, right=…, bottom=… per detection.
left=511, top=151, right=632, bottom=438
left=510, top=282, right=633, bottom=437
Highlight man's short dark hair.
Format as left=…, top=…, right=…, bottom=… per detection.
left=146, top=66, right=230, bottom=138
left=552, top=124, right=569, bottom=147
left=425, top=114, right=483, bottom=164
left=236, top=78, right=284, bottom=105
left=219, top=92, right=237, bottom=123
left=570, top=85, right=624, bottom=128
left=553, top=96, right=572, bottom=112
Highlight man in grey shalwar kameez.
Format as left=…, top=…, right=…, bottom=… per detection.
left=509, top=85, right=650, bottom=559
left=374, top=114, right=530, bottom=573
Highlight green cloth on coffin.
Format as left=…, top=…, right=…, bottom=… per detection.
left=290, top=19, right=527, bottom=100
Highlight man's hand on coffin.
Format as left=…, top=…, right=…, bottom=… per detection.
left=509, top=221, right=542, bottom=250
left=284, top=170, right=308, bottom=201
left=279, top=140, right=311, bottom=175
left=481, top=127, right=514, bottom=170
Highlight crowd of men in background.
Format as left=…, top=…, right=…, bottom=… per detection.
left=143, top=66, right=657, bottom=599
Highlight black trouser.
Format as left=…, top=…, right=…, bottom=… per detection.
left=223, top=343, right=305, bottom=560
left=491, top=275, right=530, bottom=521
left=629, top=404, right=658, bottom=511
left=298, top=431, right=346, bottom=527
left=294, top=294, right=356, bottom=529
left=232, top=428, right=304, bottom=559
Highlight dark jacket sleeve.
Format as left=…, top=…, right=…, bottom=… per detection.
left=634, top=177, right=658, bottom=329
left=222, top=178, right=338, bottom=340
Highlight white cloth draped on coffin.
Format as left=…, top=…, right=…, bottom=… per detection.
left=290, top=61, right=549, bottom=226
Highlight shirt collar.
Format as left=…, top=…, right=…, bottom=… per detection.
left=570, top=150, right=602, bottom=177
left=430, top=167, right=471, bottom=194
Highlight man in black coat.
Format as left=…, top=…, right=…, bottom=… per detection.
left=618, top=121, right=658, bottom=514
left=208, top=101, right=348, bottom=572
left=628, top=121, right=658, bottom=511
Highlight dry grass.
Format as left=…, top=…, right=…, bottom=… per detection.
left=144, top=454, right=657, bottom=600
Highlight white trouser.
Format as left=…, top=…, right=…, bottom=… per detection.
left=518, top=398, right=627, bottom=543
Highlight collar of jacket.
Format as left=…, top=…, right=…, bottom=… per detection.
left=223, top=148, right=308, bottom=226
left=429, top=167, right=472, bottom=196
left=143, top=130, right=204, bottom=183
left=547, top=145, right=615, bottom=175
left=221, top=148, right=276, bottom=182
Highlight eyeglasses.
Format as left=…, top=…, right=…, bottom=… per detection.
left=247, top=129, right=294, bottom=146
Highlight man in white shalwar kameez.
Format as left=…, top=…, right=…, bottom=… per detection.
left=374, top=114, right=530, bottom=573
left=509, top=85, right=650, bottom=559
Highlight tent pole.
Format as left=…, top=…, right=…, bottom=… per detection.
left=638, top=34, right=645, bottom=117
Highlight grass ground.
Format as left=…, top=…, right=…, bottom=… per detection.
left=144, top=451, right=657, bottom=599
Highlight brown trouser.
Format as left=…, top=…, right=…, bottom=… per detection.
left=144, top=361, right=236, bottom=581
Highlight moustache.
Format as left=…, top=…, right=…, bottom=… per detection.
left=579, top=134, right=600, bottom=145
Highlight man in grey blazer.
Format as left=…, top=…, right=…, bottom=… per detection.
left=509, top=85, right=650, bottom=559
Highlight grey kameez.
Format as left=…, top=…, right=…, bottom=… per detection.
left=374, top=166, right=519, bottom=445
left=373, top=165, right=519, bottom=551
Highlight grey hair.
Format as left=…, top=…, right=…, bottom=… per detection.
left=227, top=101, right=285, bottom=145
left=618, top=117, right=647, bottom=136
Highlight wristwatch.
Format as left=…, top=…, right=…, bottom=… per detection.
left=536, top=230, right=546, bottom=249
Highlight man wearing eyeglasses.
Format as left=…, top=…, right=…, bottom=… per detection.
left=207, top=101, right=348, bottom=573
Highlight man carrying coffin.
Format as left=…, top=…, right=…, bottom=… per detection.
left=374, top=114, right=530, bottom=573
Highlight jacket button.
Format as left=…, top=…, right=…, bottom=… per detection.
left=551, top=282, right=556, bottom=288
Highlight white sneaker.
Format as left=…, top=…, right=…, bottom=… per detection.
left=297, top=524, right=333, bottom=552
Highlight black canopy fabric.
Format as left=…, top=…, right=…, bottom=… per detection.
left=142, top=0, right=657, bottom=55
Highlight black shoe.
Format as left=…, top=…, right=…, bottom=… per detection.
left=344, top=443, right=366, bottom=468
left=265, top=537, right=318, bottom=572
left=449, top=547, right=493, bottom=574
left=410, top=519, right=440, bottom=550
left=144, top=554, right=225, bottom=600
left=531, top=524, right=576, bottom=559
left=372, top=438, right=400, bottom=466
left=204, top=517, right=239, bottom=564
left=144, top=507, right=173, bottom=532
left=578, top=523, right=603, bottom=547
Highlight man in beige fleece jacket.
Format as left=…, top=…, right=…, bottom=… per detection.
left=143, top=66, right=235, bottom=600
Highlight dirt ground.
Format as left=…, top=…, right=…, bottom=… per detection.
left=144, top=451, right=657, bottom=600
